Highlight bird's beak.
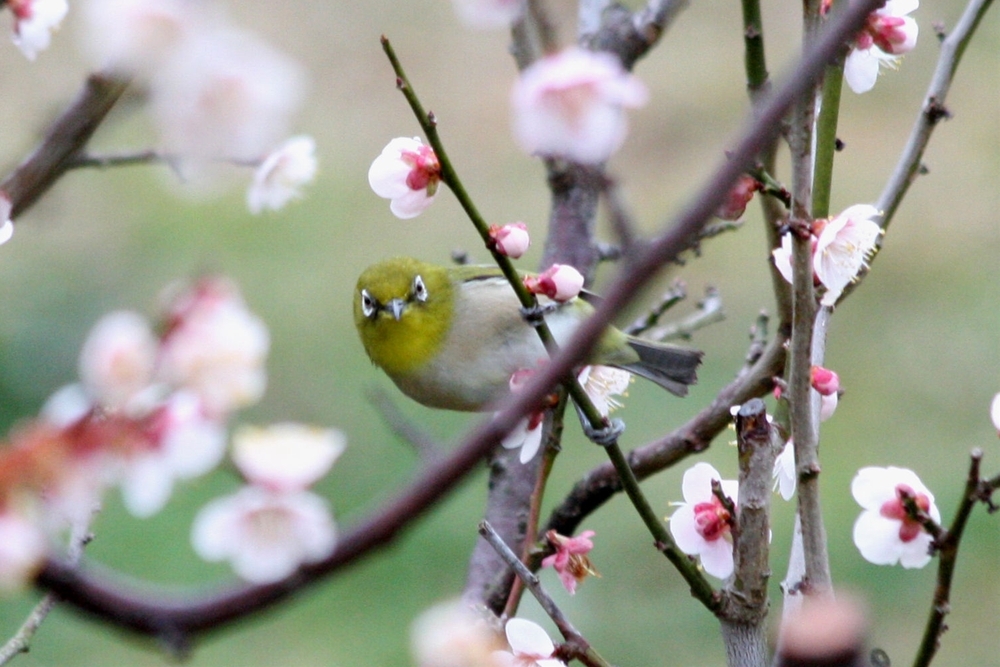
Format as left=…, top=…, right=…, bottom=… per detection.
left=387, top=298, right=406, bottom=321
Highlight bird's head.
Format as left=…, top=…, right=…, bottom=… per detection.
left=353, top=257, right=454, bottom=374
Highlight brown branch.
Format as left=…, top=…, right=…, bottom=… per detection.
left=1, top=71, right=131, bottom=220
left=34, top=0, right=885, bottom=639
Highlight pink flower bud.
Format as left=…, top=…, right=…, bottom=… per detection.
left=489, top=222, right=530, bottom=258
left=523, top=264, right=584, bottom=302
left=715, top=175, right=760, bottom=221
left=810, top=365, right=840, bottom=396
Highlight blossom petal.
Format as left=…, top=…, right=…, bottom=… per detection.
left=844, top=48, right=881, bottom=94
left=698, top=536, right=735, bottom=579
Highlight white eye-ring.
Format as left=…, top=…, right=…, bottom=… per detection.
left=360, top=289, right=377, bottom=318
left=412, top=275, right=428, bottom=302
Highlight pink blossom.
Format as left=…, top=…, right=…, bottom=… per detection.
left=541, top=529, right=597, bottom=595
left=78, top=310, right=158, bottom=410
left=231, top=423, right=345, bottom=491
left=669, top=462, right=738, bottom=579
left=191, top=485, right=336, bottom=583
left=810, top=365, right=840, bottom=396
left=157, top=277, right=269, bottom=416
left=523, top=264, right=584, bottom=302
left=492, top=618, right=564, bottom=667
left=844, top=0, right=918, bottom=93
left=715, top=175, right=761, bottom=221
left=852, top=466, right=939, bottom=568
left=813, top=205, right=881, bottom=306
left=451, top=0, right=523, bottom=29
left=247, top=135, right=318, bottom=214
left=9, top=0, right=68, bottom=61
left=368, top=137, right=441, bottom=219
left=511, top=47, right=648, bottom=164
left=490, top=222, right=531, bottom=259
left=0, top=511, right=47, bottom=591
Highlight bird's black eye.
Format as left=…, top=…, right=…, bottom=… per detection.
left=412, top=275, right=428, bottom=303
left=360, top=289, right=378, bottom=318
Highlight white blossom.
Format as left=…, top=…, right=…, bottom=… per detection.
left=247, top=135, right=318, bottom=214
left=669, top=462, right=738, bottom=579
left=851, top=466, right=939, bottom=568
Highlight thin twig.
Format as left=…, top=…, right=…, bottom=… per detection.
left=366, top=388, right=444, bottom=462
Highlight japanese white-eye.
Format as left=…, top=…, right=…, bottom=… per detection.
left=353, top=257, right=702, bottom=411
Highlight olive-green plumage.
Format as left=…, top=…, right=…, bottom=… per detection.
left=353, top=257, right=702, bottom=411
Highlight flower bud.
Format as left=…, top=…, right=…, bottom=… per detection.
left=489, top=222, right=530, bottom=258
left=810, top=365, right=840, bottom=396
left=523, top=264, right=584, bottom=302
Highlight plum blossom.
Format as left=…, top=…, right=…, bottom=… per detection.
left=990, top=392, right=1000, bottom=435
left=368, top=136, right=441, bottom=219
left=511, top=47, right=648, bottom=164
left=771, top=205, right=881, bottom=307
left=852, top=466, right=940, bottom=568
left=191, top=422, right=342, bottom=583
left=410, top=600, right=502, bottom=667
left=523, top=264, right=584, bottom=302
left=247, top=135, right=318, bottom=214
left=9, top=0, right=68, bottom=61
left=669, top=462, right=738, bottom=579
left=541, top=529, right=598, bottom=595
left=157, top=277, right=269, bottom=416
left=810, top=365, right=840, bottom=396
left=772, top=440, right=796, bottom=501
left=78, top=311, right=158, bottom=410
left=845, top=0, right=919, bottom=94
left=490, top=222, right=531, bottom=259
left=500, top=368, right=547, bottom=464
left=492, top=618, right=564, bottom=667
left=148, top=27, right=305, bottom=168
left=577, top=365, right=631, bottom=417
left=813, top=205, right=882, bottom=305
left=0, top=511, right=47, bottom=591
left=231, top=423, right=345, bottom=491
left=190, top=485, right=336, bottom=583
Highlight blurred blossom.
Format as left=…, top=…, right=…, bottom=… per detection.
left=231, top=423, right=345, bottom=491
left=9, top=0, right=68, bottom=60
left=669, top=462, right=738, bottom=579
left=991, top=392, right=1000, bottom=435
left=773, top=440, right=796, bottom=501
left=247, top=135, right=318, bottom=214
left=851, top=466, right=939, bottom=568
left=79, top=0, right=213, bottom=74
left=410, top=599, right=502, bottom=667
left=149, top=27, right=305, bottom=167
left=541, top=529, right=598, bottom=595
left=489, top=222, right=530, bottom=259
left=578, top=365, right=631, bottom=417
left=78, top=310, right=158, bottom=410
left=813, top=205, right=881, bottom=306
left=451, top=0, right=523, bottom=29
left=845, top=0, right=919, bottom=93
left=368, top=137, right=441, bottom=219
left=810, top=365, right=840, bottom=396
left=191, top=485, right=335, bottom=583
left=715, top=175, right=760, bottom=221
left=0, top=193, right=12, bottom=245
left=0, top=511, right=47, bottom=591
left=493, top=618, right=564, bottom=667
left=511, top=47, right=648, bottom=164
left=523, top=264, right=584, bottom=302
left=40, top=383, right=92, bottom=428
left=157, top=277, right=269, bottom=416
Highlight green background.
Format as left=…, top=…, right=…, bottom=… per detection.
left=0, top=0, right=997, bottom=665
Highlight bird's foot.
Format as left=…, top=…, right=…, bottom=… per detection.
left=582, top=417, right=626, bottom=447
left=520, top=303, right=558, bottom=327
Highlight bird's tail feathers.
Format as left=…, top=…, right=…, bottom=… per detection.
left=621, top=339, right=703, bottom=397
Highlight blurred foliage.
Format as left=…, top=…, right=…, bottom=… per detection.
left=0, top=0, right=997, bottom=665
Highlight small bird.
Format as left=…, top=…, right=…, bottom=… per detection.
left=353, top=257, right=702, bottom=412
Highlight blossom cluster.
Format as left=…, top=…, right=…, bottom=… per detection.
left=844, top=0, right=919, bottom=94
left=0, top=277, right=342, bottom=589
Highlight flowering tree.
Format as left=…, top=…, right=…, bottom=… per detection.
left=0, top=0, right=997, bottom=666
